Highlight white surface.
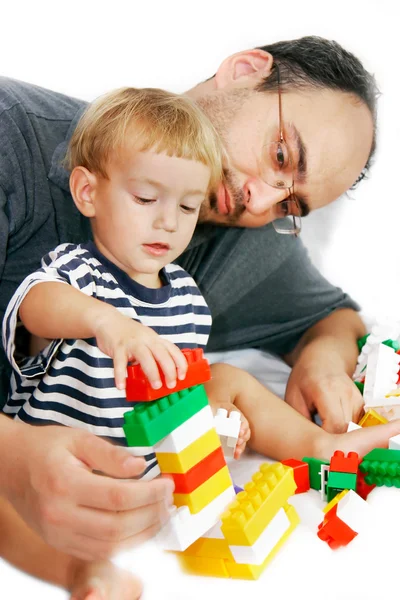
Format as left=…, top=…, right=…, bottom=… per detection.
left=1, top=0, right=400, bottom=598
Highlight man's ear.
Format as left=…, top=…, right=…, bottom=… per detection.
left=69, top=166, right=98, bottom=217
left=215, top=49, right=274, bottom=90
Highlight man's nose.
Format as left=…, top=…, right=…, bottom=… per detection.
left=244, top=178, right=289, bottom=216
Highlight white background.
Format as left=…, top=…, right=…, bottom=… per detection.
left=0, top=0, right=399, bottom=598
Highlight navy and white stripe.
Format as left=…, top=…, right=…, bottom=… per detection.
left=3, top=242, right=211, bottom=480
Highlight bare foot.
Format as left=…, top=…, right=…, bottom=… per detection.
left=69, top=560, right=143, bottom=600
left=316, top=418, right=400, bottom=460
left=211, top=402, right=251, bottom=459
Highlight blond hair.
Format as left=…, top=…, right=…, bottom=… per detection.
left=67, top=87, right=223, bottom=189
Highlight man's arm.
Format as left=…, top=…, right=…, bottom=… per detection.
left=283, top=308, right=366, bottom=432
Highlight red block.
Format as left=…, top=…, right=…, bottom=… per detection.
left=165, top=446, right=227, bottom=494
left=329, top=450, right=359, bottom=474
left=356, top=470, right=376, bottom=500
left=317, top=513, right=357, bottom=549
left=126, top=348, right=211, bottom=402
left=281, top=458, right=310, bottom=493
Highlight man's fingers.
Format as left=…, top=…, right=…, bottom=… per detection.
left=73, top=434, right=147, bottom=478
left=69, top=469, right=174, bottom=512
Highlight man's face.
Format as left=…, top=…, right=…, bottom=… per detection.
left=197, top=86, right=374, bottom=228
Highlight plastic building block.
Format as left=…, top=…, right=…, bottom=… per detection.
left=383, top=339, right=400, bottom=351
left=335, top=489, right=370, bottom=533
left=214, top=409, right=241, bottom=457
left=182, top=537, right=234, bottom=560
left=281, top=458, right=310, bottom=493
left=326, top=471, right=357, bottom=502
left=389, top=434, right=400, bottom=450
left=302, top=457, right=329, bottom=491
left=223, top=504, right=299, bottom=580
left=322, top=489, right=348, bottom=515
left=156, top=485, right=236, bottom=551
left=329, top=451, right=359, bottom=474
left=234, top=485, right=244, bottom=494
left=317, top=505, right=357, bottom=549
left=363, top=344, right=400, bottom=407
left=357, top=334, right=370, bottom=352
left=354, top=381, right=364, bottom=394
left=123, top=384, right=208, bottom=446
left=126, top=347, right=211, bottom=401
left=178, top=554, right=230, bottom=578
left=228, top=504, right=298, bottom=565
left=319, top=464, right=329, bottom=501
left=173, top=465, right=233, bottom=514
left=358, top=409, right=388, bottom=427
left=360, top=448, right=400, bottom=487
left=220, top=462, right=296, bottom=546
left=354, top=318, right=400, bottom=380
left=155, top=405, right=214, bottom=454
left=347, top=421, right=362, bottom=432
left=167, top=446, right=226, bottom=494
left=356, top=470, right=376, bottom=500
left=156, top=427, right=221, bottom=473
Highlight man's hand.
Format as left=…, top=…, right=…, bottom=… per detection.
left=1, top=419, right=174, bottom=561
left=285, top=357, right=364, bottom=433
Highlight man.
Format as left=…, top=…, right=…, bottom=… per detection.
left=0, top=36, right=376, bottom=559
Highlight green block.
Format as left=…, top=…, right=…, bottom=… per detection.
left=302, top=457, right=329, bottom=491
left=326, top=471, right=357, bottom=502
left=383, top=339, right=400, bottom=352
left=354, top=381, right=364, bottom=394
left=357, top=334, right=370, bottom=352
left=123, top=384, right=209, bottom=447
left=362, top=448, right=400, bottom=463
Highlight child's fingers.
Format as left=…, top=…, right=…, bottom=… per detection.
left=151, top=344, right=179, bottom=388
left=165, top=343, right=188, bottom=380
left=113, top=347, right=129, bottom=391
left=135, top=346, right=163, bottom=389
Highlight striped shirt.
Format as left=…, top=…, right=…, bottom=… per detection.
left=2, top=242, right=212, bottom=479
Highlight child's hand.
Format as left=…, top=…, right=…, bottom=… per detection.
left=234, top=412, right=251, bottom=459
left=93, top=311, right=188, bottom=390
left=70, top=560, right=142, bottom=600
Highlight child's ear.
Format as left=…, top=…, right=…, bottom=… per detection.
left=69, top=167, right=98, bottom=217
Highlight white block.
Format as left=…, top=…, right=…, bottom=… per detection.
left=214, top=409, right=241, bottom=448
left=154, top=405, right=214, bottom=453
left=347, top=421, right=362, bottom=432
left=156, top=485, right=236, bottom=551
left=319, top=464, right=330, bottom=501
left=336, top=489, right=370, bottom=533
left=363, top=344, right=400, bottom=406
left=389, top=434, right=400, bottom=450
left=229, top=507, right=292, bottom=565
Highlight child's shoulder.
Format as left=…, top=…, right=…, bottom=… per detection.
left=165, top=262, right=201, bottom=292
left=42, top=242, right=95, bottom=268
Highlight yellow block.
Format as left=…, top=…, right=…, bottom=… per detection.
left=358, top=409, right=388, bottom=427
left=178, top=554, right=230, bottom=578
left=220, top=462, right=296, bottom=546
left=156, top=428, right=221, bottom=473
left=322, top=489, right=349, bottom=514
left=182, top=537, right=234, bottom=560
left=173, top=466, right=233, bottom=514
left=386, top=388, right=400, bottom=398
left=224, top=504, right=300, bottom=580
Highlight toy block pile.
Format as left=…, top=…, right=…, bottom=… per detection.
left=122, top=349, right=301, bottom=579
left=353, top=318, right=400, bottom=420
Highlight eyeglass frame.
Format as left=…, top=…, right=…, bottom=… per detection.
left=267, top=63, right=302, bottom=236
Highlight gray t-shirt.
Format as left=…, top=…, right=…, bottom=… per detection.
left=0, top=76, right=358, bottom=408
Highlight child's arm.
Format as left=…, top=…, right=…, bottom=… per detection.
left=0, top=495, right=142, bottom=600
left=18, top=282, right=187, bottom=389
left=206, top=363, right=400, bottom=461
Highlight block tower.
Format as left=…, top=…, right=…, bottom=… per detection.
left=123, top=348, right=300, bottom=579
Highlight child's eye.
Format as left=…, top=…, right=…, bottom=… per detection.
left=180, top=205, right=198, bottom=214
left=133, top=195, right=156, bottom=204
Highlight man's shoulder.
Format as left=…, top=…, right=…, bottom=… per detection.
left=0, top=76, right=87, bottom=122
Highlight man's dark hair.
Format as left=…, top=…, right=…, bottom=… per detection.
left=256, top=36, right=380, bottom=185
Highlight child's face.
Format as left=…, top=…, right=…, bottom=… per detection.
left=91, top=148, right=211, bottom=287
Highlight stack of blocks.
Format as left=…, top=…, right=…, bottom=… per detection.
left=122, top=348, right=300, bottom=579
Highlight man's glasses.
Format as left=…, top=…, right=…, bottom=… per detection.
left=260, top=64, right=302, bottom=235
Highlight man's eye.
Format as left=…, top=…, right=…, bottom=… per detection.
left=276, top=200, right=289, bottom=217
left=276, top=142, right=288, bottom=169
